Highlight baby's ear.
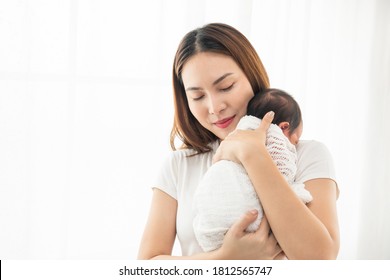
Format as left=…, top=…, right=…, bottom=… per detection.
left=278, top=122, right=290, bottom=131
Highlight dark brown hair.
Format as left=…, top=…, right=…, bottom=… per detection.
left=247, top=88, right=302, bottom=135
left=171, top=23, right=270, bottom=154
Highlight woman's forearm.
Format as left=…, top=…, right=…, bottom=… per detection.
left=241, top=149, right=338, bottom=259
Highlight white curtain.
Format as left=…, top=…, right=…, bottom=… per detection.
left=0, top=0, right=389, bottom=259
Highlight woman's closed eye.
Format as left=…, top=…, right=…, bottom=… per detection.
left=192, top=95, right=204, bottom=101
left=220, top=83, right=234, bottom=92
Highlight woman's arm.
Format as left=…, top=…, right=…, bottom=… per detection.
left=138, top=189, right=282, bottom=259
left=137, top=189, right=177, bottom=259
left=138, top=189, right=225, bottom=260
left=138, top=189, right=222, bottom=259
left=214, top=112, right=340, bottom=259
left=242, top=154, right=339, bottom=259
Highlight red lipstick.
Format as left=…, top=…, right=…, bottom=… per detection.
left=214, top=116, right=235, bottom=129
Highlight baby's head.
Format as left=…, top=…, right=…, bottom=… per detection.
left=247, top=88, right=303, bottom=145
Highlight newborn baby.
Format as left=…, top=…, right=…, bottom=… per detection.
left=193, top=89, right=312, bottom=252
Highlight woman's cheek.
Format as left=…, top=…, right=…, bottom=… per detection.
left=189, top=103, right=205, bottom=124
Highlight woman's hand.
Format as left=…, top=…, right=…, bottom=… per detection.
left=218, top=210, right=282, bottom=260
left=213, top=111, right=274, bottom=164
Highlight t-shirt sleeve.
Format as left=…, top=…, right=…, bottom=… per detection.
left=295, top=140, right=337, bottom=185
left=152, top=152, right=178, bottom=200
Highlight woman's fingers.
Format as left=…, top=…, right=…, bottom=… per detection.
left=256, top=215, right=271, bottom=236
left=222, top=212, right=284, bottom=259
left=268, top=232, right=283, bottom=259
left=212, top=145, right=221, bottom=164
left=212, top=111, right=274, bottom=165
left=212, top=137, right=240, bottom=164
left=256, top=111, right=274, bottom=134
left=255, top=216, right=283, bottom=258
left=229, top=210, right=259, bottom=236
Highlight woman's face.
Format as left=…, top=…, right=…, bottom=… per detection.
left=181, top=52, right=254, bottom=140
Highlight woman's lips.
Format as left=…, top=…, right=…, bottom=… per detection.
left=214, top=116, right=235, bottom=129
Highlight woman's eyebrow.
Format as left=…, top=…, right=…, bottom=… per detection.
left=186, top=86, right=203, bottom=92
left=185, top=73, right=234, bottom=92
left=213, top=73, right=233, bottom=85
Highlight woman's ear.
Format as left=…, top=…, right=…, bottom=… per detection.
left=278, top=122, right=290, bottom=131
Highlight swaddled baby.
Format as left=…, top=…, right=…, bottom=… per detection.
left=193, top=88, right=313, bottom=252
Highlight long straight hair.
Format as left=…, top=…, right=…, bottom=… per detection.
left=171, top=23, right=270, bottom=154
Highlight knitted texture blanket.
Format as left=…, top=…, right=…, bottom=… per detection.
left=193, top=115, right=313, bottom=252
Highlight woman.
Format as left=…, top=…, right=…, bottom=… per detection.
left=137, top=23, right=339, bottom=260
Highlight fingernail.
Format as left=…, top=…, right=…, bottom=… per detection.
left=267, top=111, right=275, bottom=118
left=250, top=210, right=258, bottom=215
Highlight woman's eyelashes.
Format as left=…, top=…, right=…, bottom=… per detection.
left=220, top=83, right=234, bottom=92
left=192, top=95, right=204, bottom=101
left=190, top=83, right=235, bottom=101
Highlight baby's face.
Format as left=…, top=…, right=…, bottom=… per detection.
left=281, top=121, right=303, bottom=145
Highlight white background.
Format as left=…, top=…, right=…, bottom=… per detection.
left=0, top=0, right=389, bottom=259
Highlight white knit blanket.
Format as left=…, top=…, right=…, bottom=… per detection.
left=193, top=115, right=313, bottom=252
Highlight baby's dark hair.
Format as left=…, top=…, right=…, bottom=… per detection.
left=248, top=88, right=302, bottom=134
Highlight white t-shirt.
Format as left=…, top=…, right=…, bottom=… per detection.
left=153, top=140, right=337, bottom=256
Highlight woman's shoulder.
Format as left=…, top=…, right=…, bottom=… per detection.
left=155, top=142, right=218, bottom=195
left=296, top=139, right=329, bottom=153
left=163, top=141, right=218, bottom=165
left=296, top=140, right=334, bottom=170
left=295, top=140, right=336, bottom=184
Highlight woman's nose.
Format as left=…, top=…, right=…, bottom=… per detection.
left=208, top=95, right=226, bottom=115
